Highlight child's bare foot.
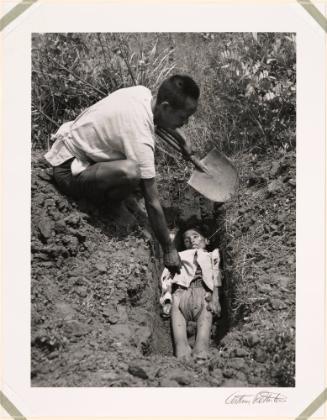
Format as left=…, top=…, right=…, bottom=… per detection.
left=176, top=345, right=192, bottom=359
left=192, top=349, right=209, bottom=362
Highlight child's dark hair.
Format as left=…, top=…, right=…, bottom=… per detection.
left=180, top=223, right=209, bottom=239
left=157, top=75, right=200, bottom=109
left=174, top=221, right=210, bottom=251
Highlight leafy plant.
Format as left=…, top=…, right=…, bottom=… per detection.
left=32, top=33, right=175, bottom=149
left=207, top=33, right=296, bottom=153
left=32, top=33, right=296, bottom=156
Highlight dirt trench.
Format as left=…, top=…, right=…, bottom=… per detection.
left=31, top=152, right=237, bottom=387
left=148, top=199, right=232, bottom=358
left=31, top=147, right=295, bottom=387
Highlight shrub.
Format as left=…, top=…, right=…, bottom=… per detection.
left=207, top=33, right=296, bottom=153
left=32, top=33, right=296, bottom=156
left=32, top=33, right=175, bottom=149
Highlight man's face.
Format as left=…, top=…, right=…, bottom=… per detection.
left=183, top=229, right=209, bottom=250
left=157, top=96, right=198, bottom=130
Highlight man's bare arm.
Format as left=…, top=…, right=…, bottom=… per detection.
left=140, top=178, right=181, bottom=274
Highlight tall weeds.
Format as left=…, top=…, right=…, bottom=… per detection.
left=32, top=33, right=295, bottom=156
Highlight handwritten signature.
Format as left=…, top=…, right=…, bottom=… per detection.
left=225, top=391, right=287, bottom=405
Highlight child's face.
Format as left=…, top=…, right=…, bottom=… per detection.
left=183, top=229, right=209, bottom=250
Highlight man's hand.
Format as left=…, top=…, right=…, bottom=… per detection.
left=163, top=245, right=181, bottom=275
left=180, top=139, right=194, bottom=159
left=141, top=178, right=181, bottom=274
left=205, top=288, right=221, bottom=317
left=171, top=128, right=193, bottom=159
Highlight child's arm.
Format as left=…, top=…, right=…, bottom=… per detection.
left=206, top=286, right=221, bottom=317
left=159, top=268, right=174, bottom=317
left=206, top=249, right=222, bottom=316
left=160, top=268, right=172, bottom=289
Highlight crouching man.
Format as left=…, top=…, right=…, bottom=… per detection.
left=45, top=75, right=200, bottom=274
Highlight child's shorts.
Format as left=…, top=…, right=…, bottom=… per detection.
left=173, top=280, right=212, bottom=322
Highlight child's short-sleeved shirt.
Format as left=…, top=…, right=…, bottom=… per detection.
left=160, top=248, right=221, bottom=315
left=45, top=86, right=156, bottom=179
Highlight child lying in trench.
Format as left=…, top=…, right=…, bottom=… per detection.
left=160, top=225, right=222, bottom=359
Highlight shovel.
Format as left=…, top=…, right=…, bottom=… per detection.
left=156, top=128, right=239, bottom=203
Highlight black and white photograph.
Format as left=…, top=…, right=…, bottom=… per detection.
left=1, top=1, right=326, bottom=418
left=31, top=32, right=296, bottom=388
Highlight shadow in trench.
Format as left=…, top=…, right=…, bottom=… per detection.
left=149, top=202, right=235, bottom=355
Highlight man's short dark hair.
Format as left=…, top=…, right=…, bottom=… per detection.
left=157, top=75, right=200, bottom=109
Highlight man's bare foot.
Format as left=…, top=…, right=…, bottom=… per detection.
left=124, top=195, right=148, bottom=221
left=109, top=201, right=137, bottom=229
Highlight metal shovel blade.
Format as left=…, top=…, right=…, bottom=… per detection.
left=188, top=149, right=239, bottom=202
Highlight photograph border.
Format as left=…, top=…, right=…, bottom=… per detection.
left=1, top=0, right=326, bottom=418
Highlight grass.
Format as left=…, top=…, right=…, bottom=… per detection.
left=32, top=32, right=295, bottom=157
left=32, top=32, right=296, bottom=386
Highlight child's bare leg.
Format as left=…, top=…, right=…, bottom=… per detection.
left=171, top=292, right=192, bottom=358
left=193, top=306, right=213, bottom=359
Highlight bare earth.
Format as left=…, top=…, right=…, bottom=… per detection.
left=31, top=148, right=295, bottom=387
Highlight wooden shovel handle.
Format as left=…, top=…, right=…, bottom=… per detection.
left=189, top=155, right=210, bottom=175
left=163, top=127, right=187, bottom=147
left=156, top=128, right=182, bottom=154
left=156, top=127, right=209, bottom=174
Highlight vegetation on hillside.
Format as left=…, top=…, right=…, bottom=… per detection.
left=32, top=33, right=295, bottom=155
left=31, top=33, right=296, bottom=387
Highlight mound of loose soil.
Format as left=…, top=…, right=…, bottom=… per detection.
left=216, top=147, right=296, bottom=387
left=31, top=147, right=295, bottom=387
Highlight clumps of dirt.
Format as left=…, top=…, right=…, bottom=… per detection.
left=31, top=146, right=295, bottom=387
left=31, top=152, right=225, bottom=387
left=216, top=147, right=296, bottom=386
left=31, top=153, right=157, bottom=384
